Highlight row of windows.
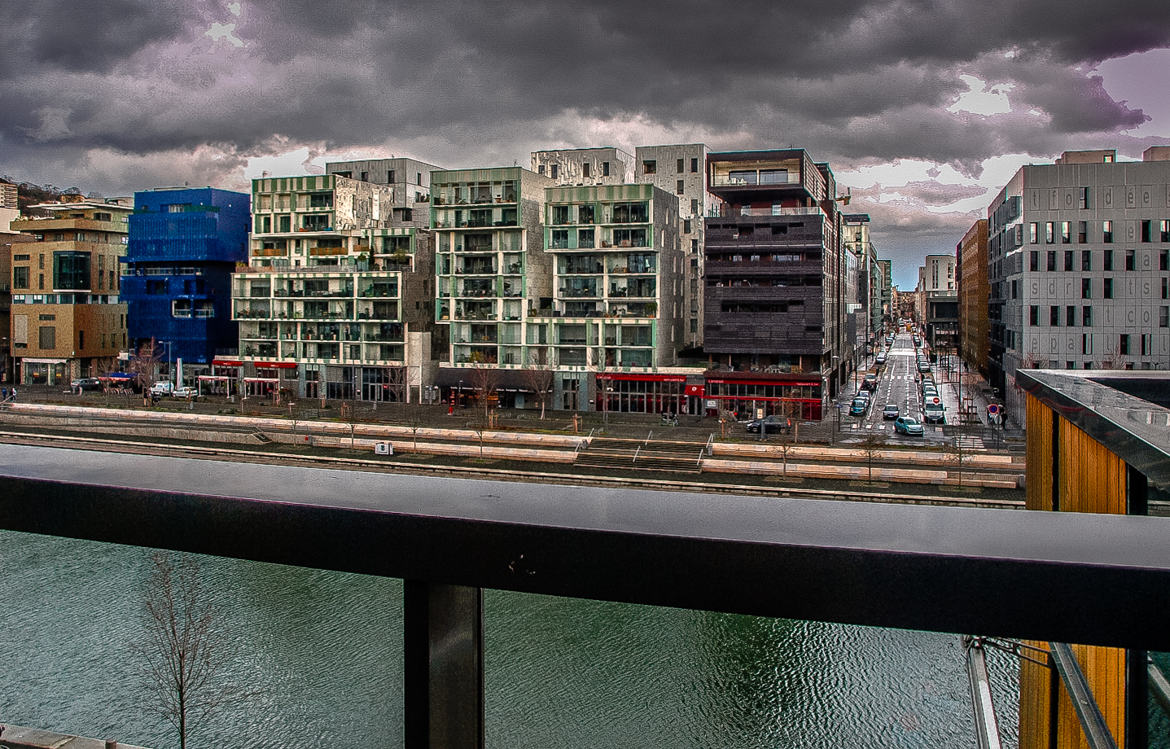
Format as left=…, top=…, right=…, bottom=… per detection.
left=641, top=158, right=700, bottom=175
left=1029, top=219, right=1170, bottom=244
left=1029, top=304, right=1170, bottom=328
left=1029, top=249, right=1170, bottom=272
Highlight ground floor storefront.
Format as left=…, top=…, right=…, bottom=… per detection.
left=702, top=375, right=825, bottom=421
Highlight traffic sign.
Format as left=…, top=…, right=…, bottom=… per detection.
left=933, top=397, right=940, bottom=404
left=987, top=404, right=1000, bottom=415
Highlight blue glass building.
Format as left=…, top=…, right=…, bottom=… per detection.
left=123, top=188, right=250, bottom=373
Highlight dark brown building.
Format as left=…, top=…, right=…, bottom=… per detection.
left=701, top=149, right=844, bottom=419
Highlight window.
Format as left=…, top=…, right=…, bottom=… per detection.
left=1164, top=278, right=1169, bottom=299
left=1083, top=333, right=1092, bottom=355
left=690, top=199, right=698, bottom=214
left=683, top=219, right=692, bottom=234
left=388, top=170, right=396, bottom=182
left=1061, top=221, right=1071, bottom=243
left=1082, top=306, right=1092, bottom=326
left=1141, top=333, right=1151, bottom=356
left=1029, top=306, right=1039, bottom=326
left=39, top=254, right=44, bottom=269
left=1078, top=221, right=1088, bottom=243
left=1012, top=279, right=1019, bottom=298
left=1082, top=278, right=1092, bottom=298
left=1161, top=307, right=1169, bottom=328
left=38, top=326, right=55, bottom=349
left=642, top=160, right=656, bottom=174
left=1046, top=251, right=1056, bottom=271
left=1125, top=250, right=1135, bottom=271
left=38, top=273, right=44, bottom=290
left=1141, top=220, right=1151, bottom=243
left=1103, top=220, right=1113, bottom=243
left=78, top=330, right=84, bottom=349
left=1079, top=187, right=1090, bottom=209
left=1029, top=223, right=1038, bottom=243
left=1050, top=306, right=1060, bottom=326
left=1045, top=222, right=1054, bottom=243
left=1064, top=251, right=1073, bottom=271
left=582, top=162, right=591, bottom=178
left=690, top=158, right=699, bottom=173
left=551, top=164, right=559, bottom=179
left=1162, top=250, right=1169, bottom=270
left=677, top=158, right=684, bottom=173
left=13, top=266, right=28, bottom=289
left=602, top=162, right=610, bottom=177
left=1120, top=334, right=1130, bottom=355
left=676, top=179, right=685, bottom=195
left=1103, top=277, right=1113, bottom=299
left=1162, top=220, right=1170, bottom=242
left=1082, top=250, right=1092, bottom=271
left=1066, top=305, right=1075, bottom=326
left=1103, top=249, right=1113, bottom=271
left=1030, top=251, right=1038, bottom=271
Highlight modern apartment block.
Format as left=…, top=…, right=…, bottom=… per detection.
left=877, top=258, right=892, bottom=332
left=843, top=213, right=885, bottom=363
left=230, top=174, right=434, bottom=401
left=0, top=233, right=36, bottom=383
left=957, top=218, right=989, bottom=377
left=916, top=253, right=958, bottom=355
left=702, top=149, right=845, bottom=419
left=635, top=144, right=710, bottom=350
left=985, top=147, right=1170, bottom=419
left=431, top=166, right=554, bottom=405
left=9, top=198, right=133, bottom=384
left=0, top=180, right=17, bottom=210
left=534, top=183, right=687, bottom=414
left=530, top=147, right=635, bottom=185
left=123, top=187, right=250, bottom=381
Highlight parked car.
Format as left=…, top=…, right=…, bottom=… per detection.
left=923, top=402, right=946, bottom=423
left=917, top=361, right=932, bottom=373
left=861, top=373, right=878, bottom=391
left=882, top=404, right=900, bottom=420
left=745, top=414, right=792, bottom=435
left=150, top=381, right=198, bottom=399
left=875, top=353, right=887, bottom=366
left=849, top=397, right=869, bottom=416
left=71, top=377, right=103, bottom=392
left=894, top=416, right=924, bottom=436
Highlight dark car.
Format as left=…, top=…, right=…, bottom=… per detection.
left=71, top=377, right=103, bottom=392
left=882, top=404, right=900, bottom=419
left=861, top=373, right=878, bottom=391
left=745, top=414, right=792, bottom=435
left=849, top=397, right=868, bottom=416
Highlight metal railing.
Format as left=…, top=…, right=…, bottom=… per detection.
left=1, top=445, right=1169, bottom=748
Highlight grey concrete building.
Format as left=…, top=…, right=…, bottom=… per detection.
left=985, top=146, right=1170, bottom=422
left=530, top=147, right=635, bottom=186
left=634, top=144, right=710, bottom=351
left=326, top=157, right=442, bottom=223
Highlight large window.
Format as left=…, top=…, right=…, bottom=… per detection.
left=53, top=251, right=90, bottom=290
left=13, top=266, right=29, bottom=289
left=38, top=326, right=56, bottom=349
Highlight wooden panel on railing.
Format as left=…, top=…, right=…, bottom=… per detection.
left=1018, top=640, right=1054, bottom=749
left=1058, top=417, right=1127, bottom=515
left=1025, top=395, right=1053, bottom=511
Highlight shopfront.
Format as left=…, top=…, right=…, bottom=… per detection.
left=246, top=361, right=297, bottom=399
left=595, top=373, right=687, bottom=415
left=203, top=359, right=243, bottom=397
left=21, top=358, right=68, bottom=386
left=703, top=376, right=823, bottom=420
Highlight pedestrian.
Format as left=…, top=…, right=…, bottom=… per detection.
left=10, top=386, right=16, bottom=402
left=1, top=387, right=7, bottom=401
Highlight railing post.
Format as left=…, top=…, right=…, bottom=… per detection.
left=404, top=581, right=484, bottom=749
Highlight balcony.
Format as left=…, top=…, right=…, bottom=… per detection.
left=2, top=446, right=1169, bottom=747
left=253, top=247, right=287, bottom=257
left=309, top=246, right=348, bottom=256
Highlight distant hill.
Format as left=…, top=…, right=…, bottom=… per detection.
left=0, top=176, right=95, bottom=216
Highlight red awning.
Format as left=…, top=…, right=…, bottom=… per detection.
left=213, top=359, right=243, bottom=366
left=685, top=385, right=705, bottom=396
left=253, top=361, right=298, bottom=369
left=243, top=377, right=279, bottom=383
left=706, top=378, right=820, bottom=387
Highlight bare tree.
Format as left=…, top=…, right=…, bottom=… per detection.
left=859, top=433, right=884, bottom=483
left=136, top=552, right=245, bottom=749
left=128, top=339, right=161, bottom=404
left=949, top=427, right=968, bottom=488
left=467, top=360, right=500, bottom=429
left=521, top=362, right=554, bottom=420
left=406, top=399, right=427, bottom=452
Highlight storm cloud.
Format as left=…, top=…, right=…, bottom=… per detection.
left=2, top=0, right=1167, bottom=287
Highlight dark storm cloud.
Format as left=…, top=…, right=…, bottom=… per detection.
left=0, top=0, right=1167, bottom=230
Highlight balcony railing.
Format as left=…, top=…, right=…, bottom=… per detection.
left=2, top=447, right=1169, bottom=748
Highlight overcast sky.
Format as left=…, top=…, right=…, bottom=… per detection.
left=2, top=0, right=1168, bottom=288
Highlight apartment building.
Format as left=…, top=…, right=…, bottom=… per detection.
left=230, top=174, right=434, bottom=401
left=1, top=233, right=35, bottom=383
left=635, top=144, right=710, bottom=351
left=431, top=166, right=554, bottom=406
left=530, top=147, right=635, bottom=185
left=957, top=219, right=989, bottom=377
left=702, top=149, right=845, bottom=419
left=9, top=198, right=133, bottom=384
left=123, top=187, right=250, bottom=382
left=877, top=258, right=892, bottom=332
left=985, top=147, right=1170, bottom=418
left=533, top=183, right=690, bottom=414
left=0, top=180, right=17, bottom=210
left=916, top=253, right=958, bottom=356
left=326, top=157, right=441, bottom=223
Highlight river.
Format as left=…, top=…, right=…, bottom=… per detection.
left=0, top=528, right=1022, bottom=748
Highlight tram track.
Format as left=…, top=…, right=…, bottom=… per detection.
left=0, top=428, right=1025, bottom=510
